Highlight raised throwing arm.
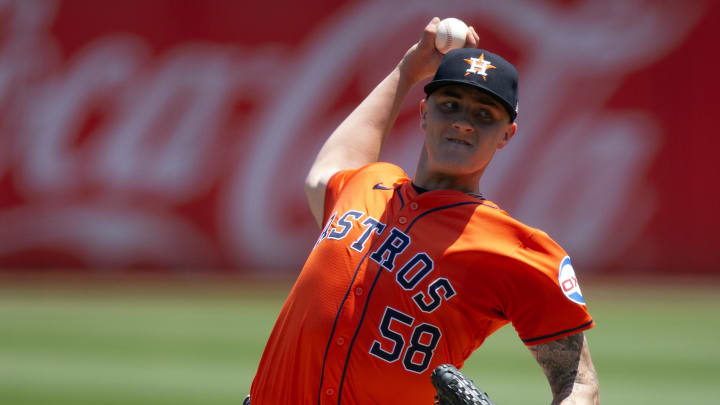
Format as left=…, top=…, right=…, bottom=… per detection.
left=303, top=18, right=479, bottom=226
left=528, top=332, right=600, bottom=404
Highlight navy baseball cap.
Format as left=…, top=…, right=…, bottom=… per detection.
left=424, top=48, right=519, bottom=121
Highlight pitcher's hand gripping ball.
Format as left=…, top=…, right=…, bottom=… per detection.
left=435, top=18, right=469, bottom=54
left=431, top=364, right=498, bottom=405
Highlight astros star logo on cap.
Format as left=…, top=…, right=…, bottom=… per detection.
left=424, top=48, right=519, bottom=121
left=464, top=53, right=496, bottom=80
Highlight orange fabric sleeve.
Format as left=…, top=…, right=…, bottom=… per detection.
left=504, top=230, right=594, bottom=345
left=322, top=169, right=358, bottom=225
left=322, top=162, right=409, bottom=225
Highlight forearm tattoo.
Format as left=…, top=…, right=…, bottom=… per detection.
left=529, top=332, right=599, bottom=404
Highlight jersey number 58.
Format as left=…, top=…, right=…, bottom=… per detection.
left=369, top=306, right=441, bottom=373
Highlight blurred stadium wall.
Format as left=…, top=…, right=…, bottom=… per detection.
left=0, top=0, right=718, bottom=275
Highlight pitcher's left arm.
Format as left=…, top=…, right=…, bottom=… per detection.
left=528, top=332, right=600, bottom=404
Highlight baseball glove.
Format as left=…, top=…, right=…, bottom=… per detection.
left=431, top=364, right=497, bottom=405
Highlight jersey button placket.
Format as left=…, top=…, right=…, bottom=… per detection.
left=398, top=216, right=407, bottom=224
left=410, top=201, right=419, bottom=210
left=323, top=281, right=358, bottom=404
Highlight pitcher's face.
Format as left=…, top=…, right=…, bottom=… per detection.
left=420, top=84, right=516, bottom=176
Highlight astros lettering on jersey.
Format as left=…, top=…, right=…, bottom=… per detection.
left=250, top=162, right=594, bottom=404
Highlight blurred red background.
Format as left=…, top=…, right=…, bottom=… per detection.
left=1, top=0, right=718, bottom=275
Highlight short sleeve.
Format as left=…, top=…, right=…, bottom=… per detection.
left=322, top=169, right=357, bottom=224
left=322, top=162, right=409, bottom=225
left=504, top=230, right=595, bottom=345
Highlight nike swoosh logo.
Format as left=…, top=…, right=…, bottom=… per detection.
left=373, top=182, right=392, bottom=190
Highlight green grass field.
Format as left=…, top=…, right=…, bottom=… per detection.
left=1, top=278, right=718, bottom=404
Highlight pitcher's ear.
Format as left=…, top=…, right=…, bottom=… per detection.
left=420, top=99, right=428, bottom=129
left=497, top=122, right=517, bottom=150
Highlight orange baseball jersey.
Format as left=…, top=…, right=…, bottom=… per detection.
left=250, top=162, right=594, bottom=405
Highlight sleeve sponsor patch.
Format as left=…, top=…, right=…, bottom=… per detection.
left=558, top=256, right=585, bottom=305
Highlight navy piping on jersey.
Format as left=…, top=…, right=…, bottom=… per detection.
left=336, top=256, right=386, bottom=404
left=335, top=201, right=482, bottom=404
left=316, top=210, right=397, bottom=404
left=521, top=320, right=595, bottom=344
left=405, top=201, right=483, bottom=230
left=397, top=188, right=405, bottom=209
left=316, top=247, right=375, bottom=404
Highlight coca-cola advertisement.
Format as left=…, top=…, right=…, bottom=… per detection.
left=1, top=0, right=718, bottom=275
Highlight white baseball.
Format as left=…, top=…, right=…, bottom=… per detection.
left=434, top=18, right=468, bottom=54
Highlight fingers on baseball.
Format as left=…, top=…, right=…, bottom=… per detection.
left=466, top=26, right=480, bottom=48
left=427, top=16, right=441, bottom=29
left=421, top=17, right=442, bottom=52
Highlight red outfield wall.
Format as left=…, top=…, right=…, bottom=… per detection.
left=0, top=0, right=718, bottom=274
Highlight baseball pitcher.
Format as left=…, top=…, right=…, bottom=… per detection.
left=248, top=17, right=599, bottom=405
